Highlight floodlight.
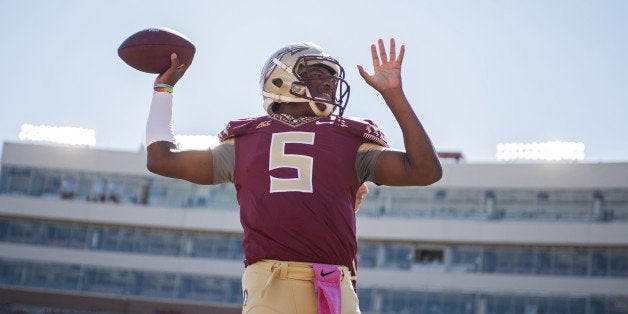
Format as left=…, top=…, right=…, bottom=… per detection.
left=18, top=124, right=96, bottom=147
left=496, top=141, right=585, bottom=162
left=175, top=134, right=219, bottom=150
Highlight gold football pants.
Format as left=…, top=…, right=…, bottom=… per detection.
left=241, top=259, right=361, bottom=314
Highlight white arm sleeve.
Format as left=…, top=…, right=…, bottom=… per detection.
left=146, top=92, right=176, bottom=146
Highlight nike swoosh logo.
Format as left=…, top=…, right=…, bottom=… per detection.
left=320, top=270, right=336, bottom=277
left=315, top=121, right=334, bottom=125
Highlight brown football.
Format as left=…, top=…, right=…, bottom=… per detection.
left=118, top=27, right=195, bottom=74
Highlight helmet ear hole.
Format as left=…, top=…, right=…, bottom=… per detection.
left=272, top=78, right=283, bottom=88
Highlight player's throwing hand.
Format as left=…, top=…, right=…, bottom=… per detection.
left=155, top=53, right=190, bottom=88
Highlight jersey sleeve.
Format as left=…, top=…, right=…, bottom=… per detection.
left=210, top=139, right=235, bottom=184
left=355, top=143, right=386, bottom=183
left=214, top=116, right=269, bottom=183
left=340, top=116, right=390, bottom=183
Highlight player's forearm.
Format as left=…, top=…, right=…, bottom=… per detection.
left=146, top=92, right=176, bottom=145
left=381, top=88, right=442, bottom=185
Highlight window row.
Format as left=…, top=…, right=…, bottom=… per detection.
left=358, top=242, right=628, bottom=277
left=0, top=166, right=239, bottom=210
left=360, top=288, right=628, bottom=314
left=358, top=190, right=627, bottom=222
left=2, top=165, right=627, bottom=222
left=0, top=218, right=244, bottom=260
left=0, top=258, right=242, bottom=305
left=2, top=218, right=627, bottom=278
left=1, top=258, right=627, bottom=314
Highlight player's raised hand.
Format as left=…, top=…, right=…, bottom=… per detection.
left=155, top=53, right=190, bottom=87
left=357, top=38, right=405, bottom=93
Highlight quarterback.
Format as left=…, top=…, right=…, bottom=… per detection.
left=144, top=38, right=442, bottom=313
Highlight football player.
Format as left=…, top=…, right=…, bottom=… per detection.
left=145, top=38, right=442, bottom=314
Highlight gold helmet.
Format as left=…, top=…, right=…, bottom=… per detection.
left=259, top=42, right=350, bottom=116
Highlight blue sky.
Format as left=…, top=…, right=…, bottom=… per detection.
left=1, top=0, right=627, bottom=163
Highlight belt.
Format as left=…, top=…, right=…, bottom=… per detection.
left=251, top=259, right=349, bottom=298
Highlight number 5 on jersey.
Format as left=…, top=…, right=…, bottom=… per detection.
left=269, top=132, right=315, bottom=193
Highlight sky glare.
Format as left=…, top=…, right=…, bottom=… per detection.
left=1, top=0, right=627, bottom=163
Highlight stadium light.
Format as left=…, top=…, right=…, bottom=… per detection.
left=18, top=124, right=96, bottom=147
left=496, top=141, right=585, bottom=162
left=175, top=134, right=219, bottom=150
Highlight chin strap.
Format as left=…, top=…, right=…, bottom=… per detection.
left=304, top=88, right=333, bottom=117
left=262, top=92, right=334, bottom=117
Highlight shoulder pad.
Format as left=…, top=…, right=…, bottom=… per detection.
left=218, top=116, right=270, bottom=142
left=338, top=116, right=389, bottom=147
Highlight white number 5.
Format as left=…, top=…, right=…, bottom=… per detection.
left=269, top=132, right=315, bottom=193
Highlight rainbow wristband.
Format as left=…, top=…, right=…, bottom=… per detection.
left=154, top=83, right=174, bottom=93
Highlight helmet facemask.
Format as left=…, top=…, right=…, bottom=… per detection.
left=292, top=55, right=350, bottom=117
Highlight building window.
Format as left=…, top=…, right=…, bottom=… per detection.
left=610, top=250, right=628, bottom=277
left=0, top=167, right=31, bottom=194
left=413, top=247, right=445, bottom=271
left=381, top=243, right=412, bottom=269
left=357, top=243, right=378, bottom=268
left=450, top=246, right=481, bottom=273
left=435, top=189, right=447, bottom=200
left=60, top=176, right=77, bottom=200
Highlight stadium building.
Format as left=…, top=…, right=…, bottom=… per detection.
left=0, top=141, right=627, bottom=313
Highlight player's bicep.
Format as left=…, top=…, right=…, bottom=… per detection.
left=373, top=149, right=416, bottom=186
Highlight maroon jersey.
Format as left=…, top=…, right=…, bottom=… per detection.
left=219, top=114, right=387, bottom=271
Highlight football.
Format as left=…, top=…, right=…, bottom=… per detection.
left=118, top=27, right=196, bottom=74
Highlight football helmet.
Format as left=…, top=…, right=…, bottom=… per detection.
left=260, top=42, right=350, bottom=117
